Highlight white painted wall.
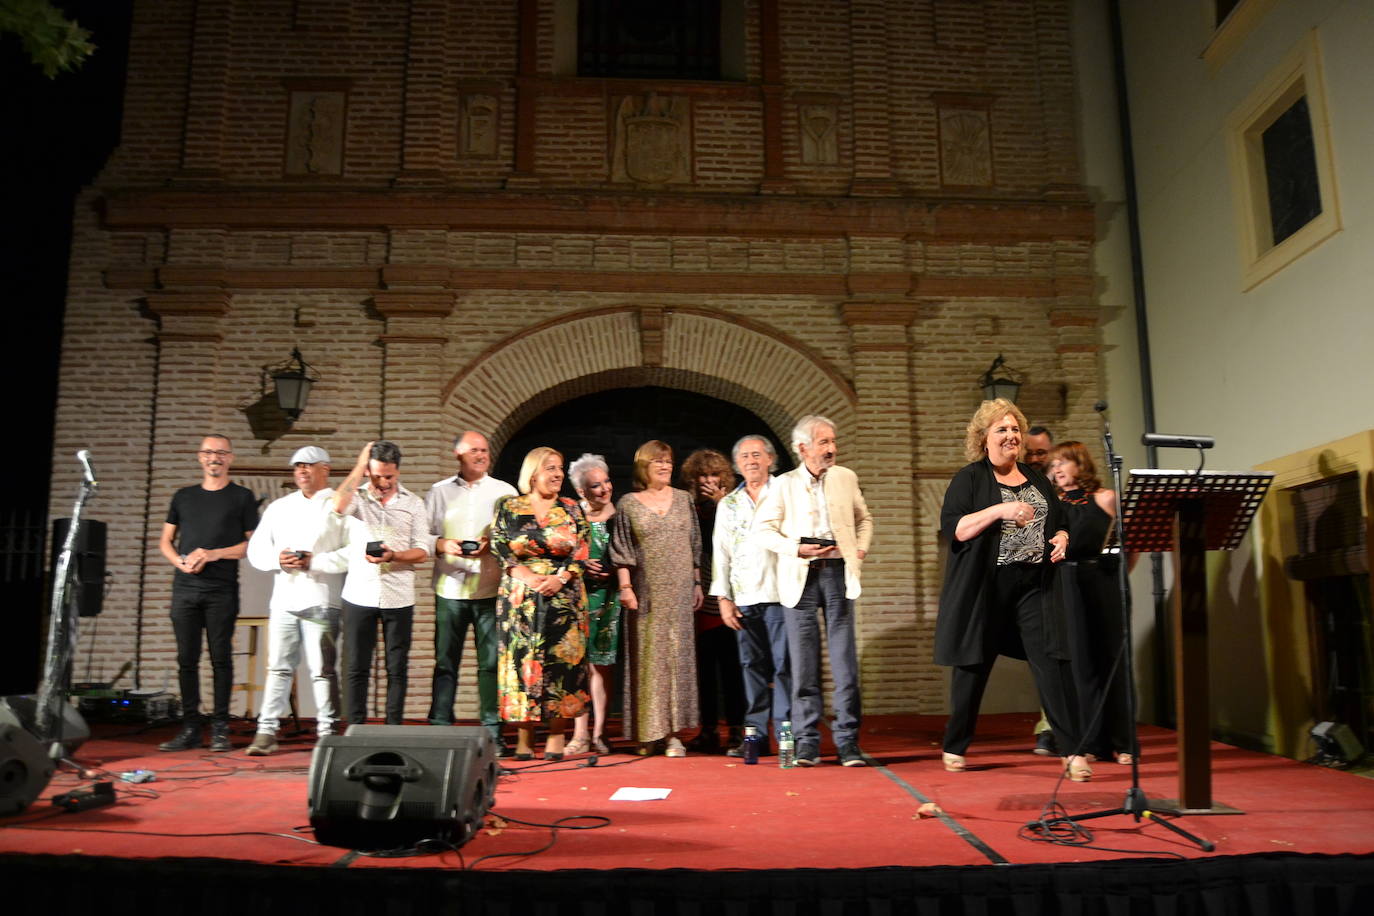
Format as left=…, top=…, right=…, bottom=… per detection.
left=1075, top=0, right=1374, bottom=750
left=1120, top=0, right=1374, bottom=470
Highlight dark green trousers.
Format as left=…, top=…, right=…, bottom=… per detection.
left=428, top=596, right=500, bottom=727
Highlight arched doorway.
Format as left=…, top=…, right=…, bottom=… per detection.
left=493, top=386, right=792, bottom=497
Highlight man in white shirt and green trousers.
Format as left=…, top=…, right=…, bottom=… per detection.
left=425, top=430, right=517, bottom=755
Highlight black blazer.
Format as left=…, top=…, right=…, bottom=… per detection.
left=934, top=459, right=1065, bottom=667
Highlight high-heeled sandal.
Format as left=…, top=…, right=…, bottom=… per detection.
left=591, top=737, right=611, bottom=756
left=565, top=736, right=591, bottom=755
left=1064, top=756, right=1093, bottom=782
left=941, top=752, right=967, bottom=772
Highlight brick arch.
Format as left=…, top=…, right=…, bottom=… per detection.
left=440, top=307, right=857, bottom=454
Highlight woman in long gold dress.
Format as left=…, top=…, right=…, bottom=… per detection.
left=610, top=440, right=703, bottom=757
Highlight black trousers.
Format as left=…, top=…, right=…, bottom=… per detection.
left=342, top=600, right=413, bottom=725
left=1064, top=557, right=1138, bottom=757
left=943, top=563, right=1079, bottom=756
left=695, top=619, right=746, bottom=737
left=170, top=585, right=239, bottom=724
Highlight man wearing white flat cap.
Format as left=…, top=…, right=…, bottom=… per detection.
left=244, top=446, right=344, bottom=755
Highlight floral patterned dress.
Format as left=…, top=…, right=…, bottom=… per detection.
left=585, top=516, right=622, bottom=666
left=492, top=494, right=590, bottom=722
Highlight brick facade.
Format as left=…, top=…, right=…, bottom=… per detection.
left=54, top=0, right=1107, bottom=721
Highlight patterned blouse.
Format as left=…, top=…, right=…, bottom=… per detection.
left=996, top=481, right=1047, bottom=565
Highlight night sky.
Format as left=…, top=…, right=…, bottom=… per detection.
left=3, top=1, right=132, bottom=517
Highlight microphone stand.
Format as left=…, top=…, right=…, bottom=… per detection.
left=1041, top=412, right=1214, bottom=851
left=34, top=452, right=99, bottom=763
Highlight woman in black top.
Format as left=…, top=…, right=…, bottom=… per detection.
left=1049, top=441, right=1137, bottom=765
left=935, top=399, right=1089, bottom=780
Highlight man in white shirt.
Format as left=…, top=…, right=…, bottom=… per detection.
left=425, top=430, right=517, bottom=754
left=710, top=434, right=790, bottom=757
left=317, top=441, right=432, bottom=726
left=244, top=446, right=343, bottom=756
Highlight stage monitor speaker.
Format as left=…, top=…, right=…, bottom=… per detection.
left=0, top=695, right=89, bottom=758
left=307, top=725, right=498, bottom=850
left=52, top=518, right=107, bottom=618
left=0, top=705, right=56, bottom=816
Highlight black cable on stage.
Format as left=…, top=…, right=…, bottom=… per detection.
left=338, top=811, right=611, bottom=867
left=3, top=823, right=323, bottom=844
left=497, top=753, right=651, bottom=776
left=462, top=812, right=611, bottom=870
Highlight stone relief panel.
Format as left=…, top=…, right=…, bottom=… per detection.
left=285, top=89, right=347, bottom=176
left=611, top=93, right=692, bottom=186
left=799, top=103, right=839, bottom=165
left=933, top=93, right=995, bottom=188
left=459, top=91, right=500, bottom=158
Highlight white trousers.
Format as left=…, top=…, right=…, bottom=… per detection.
left=257, top=605, right=340, bottom=736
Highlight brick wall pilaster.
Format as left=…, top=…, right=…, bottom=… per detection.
left=394, top=0, right=451, bottom=187
left=842, top=302, right=927, bottom=712
left=176, top=0, right=235, bottom=183
left=1050, top=298, right=1104, bottom=459
left=141, top=291, right=233, bottom=705
left=371, top=288, right=454, bottom=719
left=847, top=0, right=898, bottom=196
left=1033, top=0, right=1082, bottom=199
left=373, top=289, right=455, bottom=482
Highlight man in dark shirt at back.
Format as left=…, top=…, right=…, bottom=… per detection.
left=157, top=435, right=259, bottom=751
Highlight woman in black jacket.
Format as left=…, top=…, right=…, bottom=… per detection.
left=935, top=399, right=1088, bottom=781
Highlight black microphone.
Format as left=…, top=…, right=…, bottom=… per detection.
left=76, top=449, right=99, bottom=486
left=1093, top=400, right=1108, bottom=413
left=579, top=755, right=599, bottom=768
left=1141, top=433, right=1215, bottom=450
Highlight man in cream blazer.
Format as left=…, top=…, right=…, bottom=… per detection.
left=754, top=415, right=874, bottom=767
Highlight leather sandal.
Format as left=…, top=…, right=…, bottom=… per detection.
left=1065, top=756, right=1093, bottom=782
left=565, top=736, right=591, bottom=755
left=941, top=752, right=967, bottom=772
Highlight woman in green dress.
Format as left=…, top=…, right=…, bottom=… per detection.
left=566, top=452, right=620, bottom=757
left=492, top=447, right=590, bottom=760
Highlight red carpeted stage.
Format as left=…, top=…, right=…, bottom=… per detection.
left=4, top=712, right=1374, bottom=913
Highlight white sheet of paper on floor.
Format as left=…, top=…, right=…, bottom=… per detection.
left=609, top=786, right=672, bottom=801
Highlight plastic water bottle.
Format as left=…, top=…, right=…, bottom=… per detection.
left=742, top=725, right=760, bottom=765
left=777, top=720, right=795, bottom=769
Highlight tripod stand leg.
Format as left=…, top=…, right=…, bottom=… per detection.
left=1142, top=809, right=1215, bottom=852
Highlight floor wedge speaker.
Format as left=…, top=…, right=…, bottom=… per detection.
left=307, top=725, right=498, bottom=850
left=0, top=707, right=55, bottom=816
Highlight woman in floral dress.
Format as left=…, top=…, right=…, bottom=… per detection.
left=492, top=447, right=590, bottom=760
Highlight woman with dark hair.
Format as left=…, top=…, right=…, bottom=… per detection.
left=1048, top=440, right=1138, bottom=766
left=610, top=440, right=703, bottom=757
left=934, top=399, right=1088, bottom=780
left=491, top=447, right=590, bottom=761
left=680, top=447, right=744, bottom=753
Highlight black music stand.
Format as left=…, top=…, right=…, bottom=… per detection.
left=1122, top=469, right=1272, bottom=814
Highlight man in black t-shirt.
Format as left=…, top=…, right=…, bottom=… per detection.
left=156, top=435, right=259, bottom=751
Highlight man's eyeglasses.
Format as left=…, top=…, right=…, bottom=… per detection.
left=198, top=449, right=232, bottom=458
